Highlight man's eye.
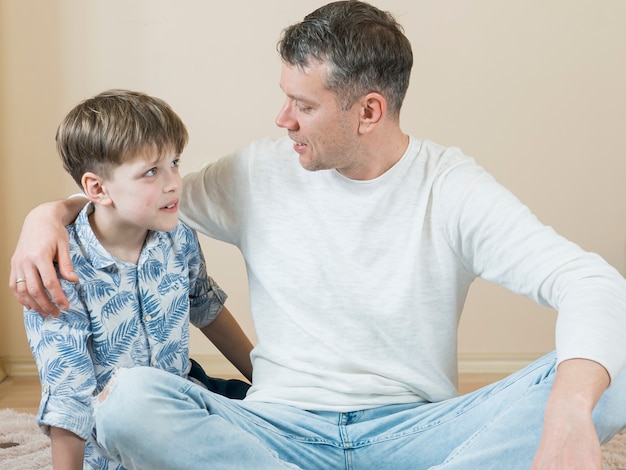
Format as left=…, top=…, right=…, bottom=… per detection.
left=295, top=102, right=312, bottom=113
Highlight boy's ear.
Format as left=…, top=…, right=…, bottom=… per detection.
left=82, top=172, right=112, bottom=206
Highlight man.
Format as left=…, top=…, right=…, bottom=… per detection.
left=10, top=2, right=626, bottom=469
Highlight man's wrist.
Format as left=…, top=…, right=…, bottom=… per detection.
left=550, top=358, right=609, bottom=411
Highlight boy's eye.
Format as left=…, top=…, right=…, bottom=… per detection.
left=171, top=159, right=180, bottom=168
left=145, top=168, right=157, bottom=176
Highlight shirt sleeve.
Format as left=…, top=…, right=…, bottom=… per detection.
left=180, top=138, right=286, bottom=245
left=180, top=151, right=248, bottom=244
left=182, top=225, right=228, bottom=329
left=23, top=286, right=97, bottom=440
left=436, top=151, right=626, bottom=382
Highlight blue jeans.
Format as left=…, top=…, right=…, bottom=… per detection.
left=94, top=352, right=626, bottom=469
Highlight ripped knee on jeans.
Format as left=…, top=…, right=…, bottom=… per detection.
left=97, top=369, right=122, bottom=403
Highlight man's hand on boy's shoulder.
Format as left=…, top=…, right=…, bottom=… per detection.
left=10, top=199, right=83, bottom=317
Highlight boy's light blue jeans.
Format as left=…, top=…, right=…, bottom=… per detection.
left=94, top=352, right=626, bottom=470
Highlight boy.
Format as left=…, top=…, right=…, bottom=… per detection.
left=23, top=89, right=252, bottom=469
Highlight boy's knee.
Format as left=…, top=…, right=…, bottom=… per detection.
left=95, top=367, right=156, bottom=418
left=104, top=365, right=157, bottom=390
left=97, top=372, right=117, bottom=403
left=97, top=367, right=134, bottom=402
left=95, top=368, right=157, bottom=442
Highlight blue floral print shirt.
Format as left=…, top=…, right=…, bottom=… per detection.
left=24, top=203, right=226, bottom=469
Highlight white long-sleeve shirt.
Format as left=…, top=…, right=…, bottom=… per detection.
left=181, top=136, right=626, bottom=411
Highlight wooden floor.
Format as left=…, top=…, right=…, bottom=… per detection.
left=0, top=373, right=507, bottom=415
left=0, top=376, right=42, bottom=414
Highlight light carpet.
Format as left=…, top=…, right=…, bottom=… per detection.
left=1, top=408, right=625, bottom=469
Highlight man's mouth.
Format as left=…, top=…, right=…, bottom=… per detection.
left=292, top=140, right=308, bottom=153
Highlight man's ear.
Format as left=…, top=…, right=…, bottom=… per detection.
left=358, top=92, right=386, bottom=134
left=81, top=172, right=112, bottom=206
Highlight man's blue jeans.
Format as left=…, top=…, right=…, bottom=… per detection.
left=94, top=352, right=626, bottom=469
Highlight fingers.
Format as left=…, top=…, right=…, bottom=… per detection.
left=10, top=262, right=63, bottom=317
left=9, top=259, right=34, bottom=311
left=9, top=200, right=79, bottom=317
left=10, top=274, right=34, bottom=310
left=10, top=244, right=71, bottom=317
left=41, top=258, right=71, bottom=314
left=56, top=239, right=79, bottom=283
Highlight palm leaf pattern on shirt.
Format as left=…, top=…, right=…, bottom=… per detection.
left=141, top=257, right=166, bottom=282
left=99, top=291, right=136, bottom=320
left=24, top=206, right=227, bottom=470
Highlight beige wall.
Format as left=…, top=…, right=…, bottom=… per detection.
left=2, top=0, right=625, bottom=374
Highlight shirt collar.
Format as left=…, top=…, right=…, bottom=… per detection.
left=73, top=202, right=163, bottom=270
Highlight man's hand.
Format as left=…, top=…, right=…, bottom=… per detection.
left=9, top=199, right=85, bottom=317
left=531, top=358, right=609, bottom=469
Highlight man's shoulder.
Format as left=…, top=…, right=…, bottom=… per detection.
left=409, top=138, right=478, bottom=182
left=197, top=136, right=293, bottom=178
left=247, top=135, right=292, bottom=151
left=235, top=136, right=294, bottom=163
left=417, top=139, right=470, bottom=164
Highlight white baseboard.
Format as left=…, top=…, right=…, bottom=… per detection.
left=0, top=355, right=246, bottom=379
left=0, top=352, right=544, bottom=379
left=189, top=353, right=543, bottom=378
left=191, top=354, right=245, bottom=378
left=0, top=356, right=38, bottom=377
left=457, top=352, right=541, bottom=375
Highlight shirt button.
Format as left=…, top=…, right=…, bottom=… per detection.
left=145, top=315, right=153, bottom=322
left=151, top=359, right=157, bottom=366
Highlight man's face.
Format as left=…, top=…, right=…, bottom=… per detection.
left=275, top=61, right=365, bottom=178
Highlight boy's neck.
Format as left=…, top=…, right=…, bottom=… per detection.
left=87, top=206, right=148, bottom=265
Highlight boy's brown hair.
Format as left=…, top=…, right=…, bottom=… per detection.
left=56, top=89, right=188, bottom=186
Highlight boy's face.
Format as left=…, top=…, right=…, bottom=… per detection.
left=100, top=148, right=182, bottom=233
